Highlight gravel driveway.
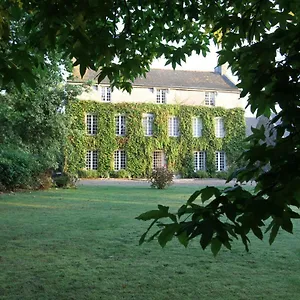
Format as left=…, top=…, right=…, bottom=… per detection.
left=77, top=178, right=251, bottom=187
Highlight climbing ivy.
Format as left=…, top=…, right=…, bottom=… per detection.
left=64, top=100, right=245, bottom=178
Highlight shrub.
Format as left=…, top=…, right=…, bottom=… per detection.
left=53, top=173, right=78, bottom=188
left=194, top=170, right=209, bottom=178
left=116, top=169, right=131, bottom=179
left=0, top=146, right=40, bottom=191
left=110, top=170, right=131, bottom=179
left=36, top=171, right=53, bottom=190
left=148, top=167, right=174, bottom=189
left=78, top=169, right=99, bottom=178
left=214, top=171, right=229, bottom=180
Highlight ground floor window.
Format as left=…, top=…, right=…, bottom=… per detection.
left=153, top=151, right=165, bottom=169
left=114, top=150, right=126, bottom=171
left=86, top=150, right=98, bottom=170
left=194, top=151, right=206, bottom=171
left=215, top=151, right=226, bottom=171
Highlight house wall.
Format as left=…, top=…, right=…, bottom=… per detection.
left=75, top=85, right=242, bottom=109
left=65, top=101, right=246, bottom=178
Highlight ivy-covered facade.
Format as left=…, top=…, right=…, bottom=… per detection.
left=64, top=100, right=245, bottom=178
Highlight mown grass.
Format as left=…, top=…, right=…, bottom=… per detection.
left=1, top=185, right=300, bottom=300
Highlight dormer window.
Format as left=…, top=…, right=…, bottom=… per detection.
left=92, top=85, right=111, bottom=102
left=156, top=89, right=167, bottom=104
left=205, top=91, right=216, bottom=106
left=101, top=86, right=111, bottom=102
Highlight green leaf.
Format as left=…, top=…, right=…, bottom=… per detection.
left=269, top=223, right=280, bottom=245
left=79, top=64, right=87, bottom=78
left=199, top=221, right=214, bottom=250
left=177, top=231, right=189, bottom=247
left=136, top=209, right=169, bottom=221
left=241, top=234, right=250, bottom=252
left=201, top=187, right=221, bottom=203
left=177, top=204, right=187, bottom=218
left=211, top=237, right=222, bottom=256
left=158, top=224, right=178, bottom=247
left=158, top=205, right=169, bottom=213
left=281, top=217, right=293, bottom=234
left=139, top=232, right=148, bottom=245
left=251, top=226, right=263, bottom=240
left=187, top=190, right=202, bottom=204
left=97, top=70, right=107, bottom=83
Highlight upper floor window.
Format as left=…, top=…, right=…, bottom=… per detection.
left=205, top=91, right=216, bottom=106
left=215, top=117, right=225, bottom=138
left=153, top=151, right=165, bottom=169
left=142, top=113, right=154, bottom=136
left=86, top=150, right=98, bottom=170
left=156, top=89, right=167, bottom=104
left=215, top=151, right=226, bottom=171
left=192, top=117, right=203, bottom=137
left=101, top=86, right=111, bottom=102
left=194, top=151, right=206, bottom=171
left=86, top=113, right=97, bottom=135
left=115, top=114, right=126, bottom=136
left=92, top=85, right=111, bottom=102
left=168, top=116, right=180, bottom=137
left=114, top=150, right=126, bottom=171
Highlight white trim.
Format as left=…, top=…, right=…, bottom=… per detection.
left=86, top=150, right=98, bottom=170
left=142, top=113, right=154, bottom=136
left=115, top=114, right=126, bottom=136
left=168, top=116, right=180, bottom=137
left=215, top=151, right=226, bottom=171
left=114, top=150, right=126, bottom=170
left=86, top=113, right=97, bottom=135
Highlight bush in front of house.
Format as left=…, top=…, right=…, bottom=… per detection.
left=110, top=170, right=131, bottom=179
left=194, top=170, right=209, bottom=179
left=214, top=171, right=229, bottom=180
left=148, top=167, right=174, bottom=189
left=53, top=173, right=78, bottom=188
left=78, top=169, right=99, bottom=178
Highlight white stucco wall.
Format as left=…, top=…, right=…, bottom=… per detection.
left=74, top=84, right=242, bottom=109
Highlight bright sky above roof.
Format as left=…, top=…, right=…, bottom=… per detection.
left=151, top=46, right=219, bottom=72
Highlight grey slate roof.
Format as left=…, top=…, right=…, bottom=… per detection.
left=72, top=68, right=239, bottom=92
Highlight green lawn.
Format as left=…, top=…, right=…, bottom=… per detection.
left=1, top=185, right=300, bottom=300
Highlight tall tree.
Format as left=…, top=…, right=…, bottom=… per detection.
left=1, top=0, right=300, bottom=251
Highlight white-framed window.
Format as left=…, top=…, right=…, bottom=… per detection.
left=92, top=85, right=111, bottom=102
left=205, top=91, right=216, bottom=106
left=215, top=117, right=225, bottom=138
left=168, top=116, right=180, bottom=137
left=115, top=114, right=126, bottom=136
left=153, top=151, right=165, bottom=169
left=86, top=113, right=97, bottom=135
left=142, top=113, right=154, bottom=136
left=194, top=151, right=206, bottom=171
left=86, top=150, right=98, bottom=170
left=192, top=117, right=203, bottom=137
left=101, top=86, right=111, bottom=102
left=215, top=151, right=226, bottom=171
left=156, top=89, right=167, bottom=104
left=114, top=150, right=126, bottom=170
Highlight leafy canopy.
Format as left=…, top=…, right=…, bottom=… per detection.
left=2, top=0, right=300, bottom=253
